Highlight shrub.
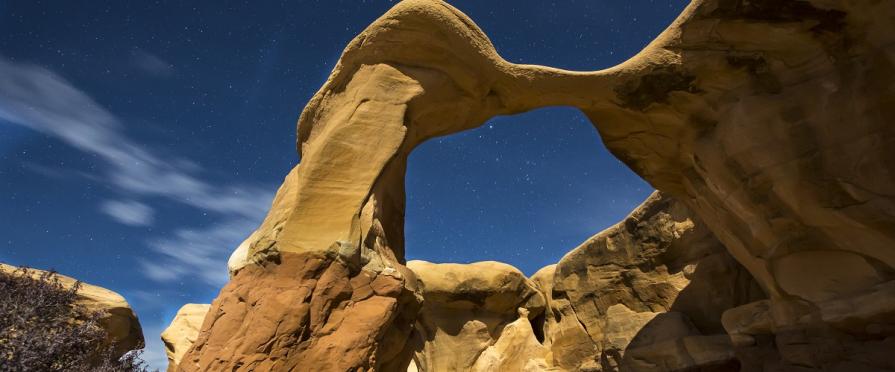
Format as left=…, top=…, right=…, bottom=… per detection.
left=0, top=267, right=150, bottom=372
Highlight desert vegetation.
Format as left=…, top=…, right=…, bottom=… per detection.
left=0, top=267, right=149, bottom=372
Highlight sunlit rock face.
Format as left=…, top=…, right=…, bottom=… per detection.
left=161, top=304, right=210, bottom=372
left=179, top=0, right=895, bottom=370
left=405, top=260, right=550, bottom=372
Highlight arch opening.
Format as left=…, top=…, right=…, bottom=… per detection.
left=404, top=106, right=652, bottom=275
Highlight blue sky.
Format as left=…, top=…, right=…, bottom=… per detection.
left=0, top=1, right=686, bottom=368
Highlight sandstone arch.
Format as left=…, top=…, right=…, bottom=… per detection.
left=180, top=0, right=895, bottom=370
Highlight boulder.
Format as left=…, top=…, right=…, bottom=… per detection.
left=161, top=304, right=210, bottom=372
left=0, top=263, right=144, bottom=358
left=406, top=261, right=548, bottom=371
left=471, top=308, right=551, bottom=372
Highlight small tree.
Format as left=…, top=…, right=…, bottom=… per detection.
left=0, top=267, right=150, bottom=372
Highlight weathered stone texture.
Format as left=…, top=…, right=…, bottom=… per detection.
left=406, top=261, right=549, bottom=372
left=161, top=304, right=210, bottom=372
left=531, top=192, right=762, bottom=372
left=184, top=0, right=895, bottom=370
left=179, top=251, right=420, bottom=371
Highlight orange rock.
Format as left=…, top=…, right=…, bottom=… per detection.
left=178, top=252, right=419, bottom=371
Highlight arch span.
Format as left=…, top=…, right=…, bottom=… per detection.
left=181, top=0, right=895, bottom=370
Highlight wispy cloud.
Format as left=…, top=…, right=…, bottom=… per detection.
left=100, top=199, right=155, bottom=227
left=130, top=49, right=174, bottom=77
left=142, top=217, right=261, bottom=286
left=0, top=56, right=275, bottom=286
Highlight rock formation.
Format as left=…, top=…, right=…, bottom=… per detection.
left=180, top=0, right=895, bottom=370
left=0, top=263, right=144, bottom=358
left=395, top=193, right=759, bottom=372
left=180, top=250, right=421, bottom=371
left=162, top=304, right=210, bottom=372
left=405, top=261, right=549, bottom=371
left=532, top=192, right=763, bottom=371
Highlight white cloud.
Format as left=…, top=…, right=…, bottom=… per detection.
left=141, top=217, right=261, bottom=286
left=0, top=57, right=273, bottom=220
left=130, top=49, right=174, bottom=77
left=100, top=199, right=155, bottom=226
left=0, top=56, right=275, bottom=286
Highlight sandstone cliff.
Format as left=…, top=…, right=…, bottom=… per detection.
left=178, top=0, right=895, bottom=370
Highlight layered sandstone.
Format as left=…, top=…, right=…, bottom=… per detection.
left=406, top=261, right=549, bottom=371
left=398, top=192, right=761, bottom=372
left=0, top=263, right=144, bottom=358
left=162, top=304, right=210, bottom=372
left=531, top=192, right=762, bottom=371
left=183, top=0, right=895, bottom=370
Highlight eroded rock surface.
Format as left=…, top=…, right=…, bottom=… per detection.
left=162, top=304, right=210, bottom=372
left=399, top=192, right=760, bottom=372
left=406, top=261, right=549, bottom=372
left=532, top=192, right=761, bottom=372
left=179, top=251, right=420, bottom=371
left=187, top=0, right=895, bottom=370
left=0, top=263, right=144, bottom=358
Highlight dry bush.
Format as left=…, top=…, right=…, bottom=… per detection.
left=0, top=267, right=151, bottom=372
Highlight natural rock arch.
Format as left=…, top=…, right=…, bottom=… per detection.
left=179, top=0, right=895, bottom=370
left=401, top=106, right=645, bottom=269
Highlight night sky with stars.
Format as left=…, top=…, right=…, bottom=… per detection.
left=0, top=1, right=687, bottom=368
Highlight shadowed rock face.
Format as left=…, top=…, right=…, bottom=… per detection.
left=399, top=193, right=760, bottom=372
left=180, top=0, right=895, bottom=370
left=532, top=192, right=764, bottom=372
